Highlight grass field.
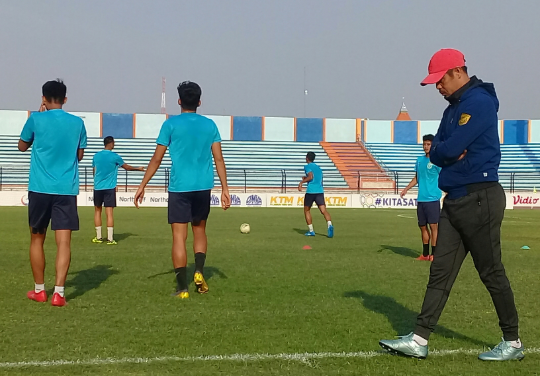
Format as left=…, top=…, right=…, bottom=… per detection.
left=1, top=206, right=539, bottom=375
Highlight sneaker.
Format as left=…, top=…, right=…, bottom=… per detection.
left=106, top=239, right=117, bottom=245
left=328, top=225, right=334, bottom=238
left=305, top=231, right=315, bottom=237
left=92, top=237, right=103, bottom=244
left=27, top=290, right=47, bottom=303
left=194, top=272, right=209, bottom=294
left=173, top=291, right=189, bottom=299
left=379, top=332, right=428, bottom=359
left=478, top=339, right=525, bottom=361
left=416, top=255, right=431, bottom=261
left=51, top=293, right=66, bottom=307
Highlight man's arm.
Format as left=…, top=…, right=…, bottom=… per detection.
left=134, top=145, right=167, bottom=208
left=400, top=174, right=418, bottom=198
left=78, top=149, right=84, bottom=161
left=121, top=164, right=145, bottom=172
left=211, top=142, right=230, bottom=210
left=430, top=99, right=494, bottom=166
left=18, top=139, right=32, bottom=152
left=298, top=172, right=313, bottom=191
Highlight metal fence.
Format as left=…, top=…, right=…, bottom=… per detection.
left=0, top=166, right=538, bottom=194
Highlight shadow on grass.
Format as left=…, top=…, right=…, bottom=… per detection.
left=344, top=290, right=490, bottom=348
left=113, top=233, right=136, bottom=242
left=65, top=265, right=119, bottom=300
left=379, top=244, right=418, bottom=259
left=293, top=228, right=329, bottom=238
left=147, top=264, right=228, bottom=283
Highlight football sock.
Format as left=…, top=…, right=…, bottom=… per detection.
left=413, top=334, right=428, bottom=346
left=431, top=245, right=437, bottom=256
left=175, top=267, right=188, bottom=292
left=308, top=224, right=314, bottom=232
left=35, top=283, right=45, bottom=293
left=95, top=227, right=102, bottom=239
left=510, top=339, right=522, bottom=348
left=327, top=221, right=332, bottom=228
left=54, top=286, right=65, bottom=298
left=107, top=227, right=113, bottom=241
left=195, top=252, right=206, bottom=274
left=422, top=244, right=430, bottom=257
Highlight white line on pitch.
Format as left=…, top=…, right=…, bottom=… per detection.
left=1, top=348, right=539, bottom=369
left=397, top=214, right=415, bottom=219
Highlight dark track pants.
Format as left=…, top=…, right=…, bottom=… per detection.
left=414, top=183, right=519, bottom=341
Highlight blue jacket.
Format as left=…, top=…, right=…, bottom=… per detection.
left=430, top=76, right=501, bottom=199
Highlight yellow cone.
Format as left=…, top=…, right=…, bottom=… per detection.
left=534, top=187, right=537, bottom=194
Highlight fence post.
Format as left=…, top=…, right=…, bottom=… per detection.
left=84, top=167, right=87, bottom=192
left=357, top=171, right=360, bottom=194
left=165, top=168, right=169, bottom=192
left=510, top=173, right=515, bottom=193
left=284, top=170, right=287, bottom=193
left=0, top=166, right=2, bottom=191
left=244, top=169, right=247, bottom=193
left=394, top=171, right=399, bottom=195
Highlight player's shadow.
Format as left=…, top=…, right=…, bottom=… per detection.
left=65, top=265, right=119, bottom=300
left=344, top=290, right=490, bottom=348
left=147, top=264, right=228, bottom=282
left=379, top=245, right=418, bottom=259
left=114, top=233, right=135, bottom=242
left=293, top=228, right=329, bottom=237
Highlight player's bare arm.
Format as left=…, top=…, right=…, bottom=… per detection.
left=18, top=139, right=32, bottom=152
left=211, top=142, right=230, bottom=210
left=298, top=172, right=313, bottom=191
left=78, top=149, right=84, bottom=161
left=134, top=145, right=167, bottom=208
left=401, top=174, right=418, bottom=198
left=121, top=164, right=146, bottom=172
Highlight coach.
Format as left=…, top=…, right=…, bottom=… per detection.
left=379, top=49, right=523, bottom=361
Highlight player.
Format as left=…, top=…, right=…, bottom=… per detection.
left=379, top=49, right=523, bottom=361
left=92, top=136, right=145, bottom=245
left=298, top=152, right=334, bottom=238
left=18, top=79, right=87, bottom=307
left=134, top=81, right=230, bottom=299
left=400, top=134, right=442, bottom=261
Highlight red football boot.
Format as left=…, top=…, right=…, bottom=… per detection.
left=27, top=290, right=48, bottom=303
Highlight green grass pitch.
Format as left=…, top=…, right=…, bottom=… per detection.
left=0, top=206, right=539, bottom=375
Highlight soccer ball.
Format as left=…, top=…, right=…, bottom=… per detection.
left=240, top=223, right=250, bottom=234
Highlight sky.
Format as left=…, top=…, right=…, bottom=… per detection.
left=0, top=0, right=539, bottom=120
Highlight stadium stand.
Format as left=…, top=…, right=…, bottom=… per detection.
left=366, top=143, right=540, bottom=191
left=0, top=136, right=348, bottom=191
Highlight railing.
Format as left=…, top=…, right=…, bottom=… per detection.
left=0, top=166, right=537, bottom=194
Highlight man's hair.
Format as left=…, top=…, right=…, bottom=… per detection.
left=177, top=81, right=202, bottom=111
left=307, top=152, right=316, bottom=162
left=447, top=66, right=468, bottom=77
left=423, top=134, right=435, bottom=142
left=104, top=136, right=115, bottom=146
left=42, top=79, right=67, bottom=103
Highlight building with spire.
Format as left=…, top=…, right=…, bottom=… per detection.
left=396, top=99, right=411, bottom=121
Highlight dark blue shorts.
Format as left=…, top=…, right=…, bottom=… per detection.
left=304, top=193, right=325, bottom=208
left=417, top=200, right=441, bottom=226
left=94, top=188, right=116, bottom=208
left=168, top=190, right=211, bottom=224
left=28, top=192, right=79, bottom=233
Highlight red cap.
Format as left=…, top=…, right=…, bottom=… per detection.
left=420, top=49, right=466, bottom=86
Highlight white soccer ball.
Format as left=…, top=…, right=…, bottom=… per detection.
left=240, top=223, right=250, bottom=234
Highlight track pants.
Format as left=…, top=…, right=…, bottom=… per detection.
left=414, top=183, right=519, bottom=341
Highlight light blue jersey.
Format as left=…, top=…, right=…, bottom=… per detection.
left=416, top=155, right=442, bottom=202
left=304, top=162, right=324, bottom=194
left=20, top=109, right=87, bottom=195
left=156, top=113, right=221, bottom=193
left=92, top=150, right=125, bottom=190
